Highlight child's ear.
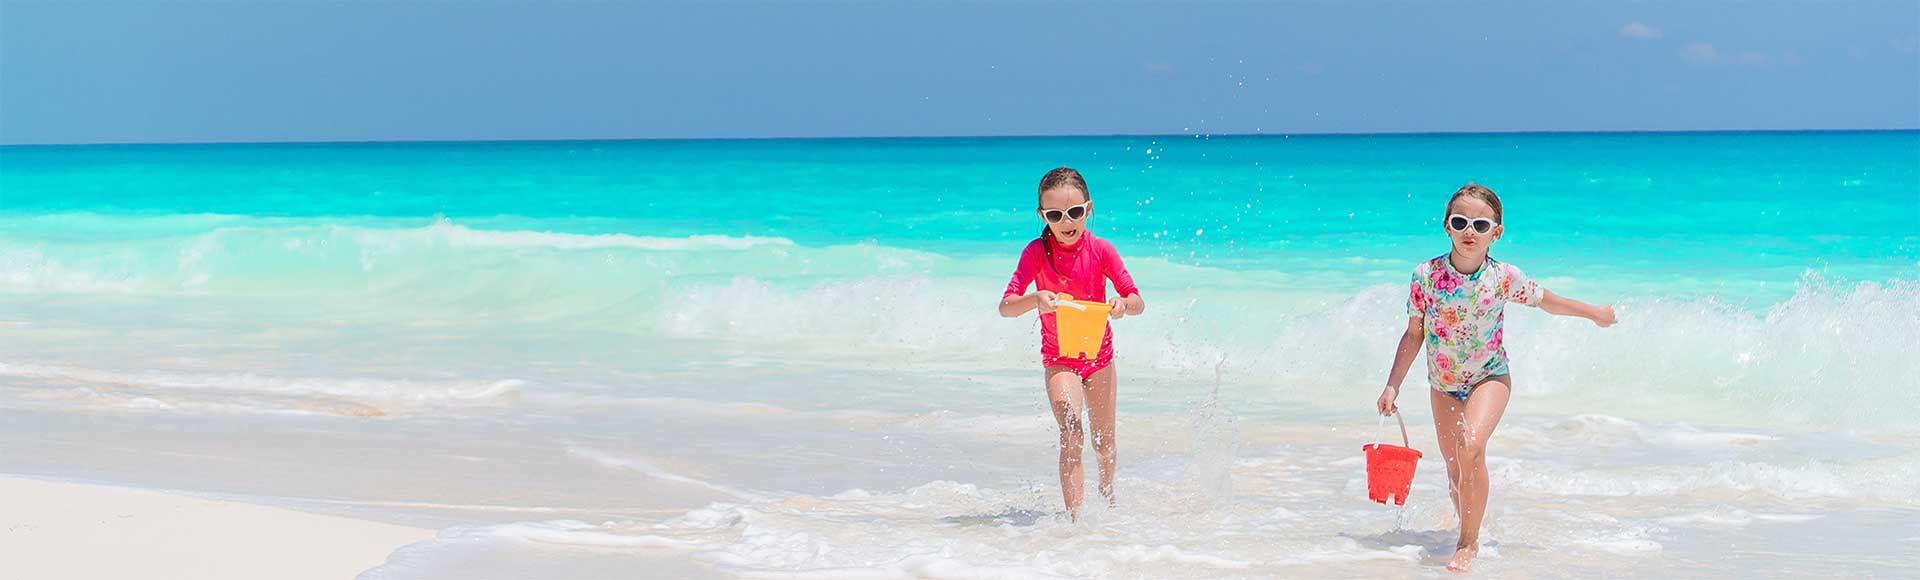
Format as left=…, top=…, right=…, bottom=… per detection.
left=1492, top=224, right=1505, bottom=241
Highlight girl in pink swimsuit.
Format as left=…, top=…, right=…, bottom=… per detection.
left=999, top=167, right=1146, bottom=520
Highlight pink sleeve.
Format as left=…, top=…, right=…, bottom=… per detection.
left=1004, top=241, right=1042, bottom=298
left=1099, top=240, right=1140, bottom=297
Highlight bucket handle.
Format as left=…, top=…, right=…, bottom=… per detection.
left=1372, top=409, right=1411, bottom=448
left=1055, top=300, right=1088, bottom=311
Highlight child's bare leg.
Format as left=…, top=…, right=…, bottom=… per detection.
left=1046, top=366, right=1088, bottom=518
left=1448, top=377, right=1512, bottom=572
left=1084, top=365, right=1119, bottom=504
left=1429, top=389, right=1468, bottom=519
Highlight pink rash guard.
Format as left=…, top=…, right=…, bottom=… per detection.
left=1003, top=233, right=1141, bottom=379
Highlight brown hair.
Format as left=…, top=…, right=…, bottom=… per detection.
left=1037, top=167, right=1091, bottom=274
left=1446, top=183, right=1503, bottom=223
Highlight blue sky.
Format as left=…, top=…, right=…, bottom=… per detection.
left=2, top=1, right=1916, bottom=144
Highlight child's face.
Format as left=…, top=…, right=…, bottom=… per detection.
left=1038, top=186, right=1092, bottom=245
left=1444, top=197, right=1503, bottom=257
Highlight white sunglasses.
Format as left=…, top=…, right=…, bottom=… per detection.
left=1447, top=214, right=1498, bottom=234
left=1041, top=201, right=1092, bottom=224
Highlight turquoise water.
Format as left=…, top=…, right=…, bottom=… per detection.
left=5, top=132, right=1915, bottom=300
left=3, top=131, right=1917, bottom=415
left=4, top=132, right=1920, bottom=578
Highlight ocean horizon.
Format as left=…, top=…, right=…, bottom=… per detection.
left=7, top=126, right=1917, bottom=148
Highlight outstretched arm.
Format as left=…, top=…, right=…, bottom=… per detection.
left=1538, top=289, right=1616, bottom=327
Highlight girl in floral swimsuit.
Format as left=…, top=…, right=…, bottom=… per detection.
left=1375, top=184, right=1617, bottom=572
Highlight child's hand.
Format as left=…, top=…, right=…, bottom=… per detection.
left=1107, top=297, right=1126, bottom=320
left=1035, top=290, right=1059, bottom=314
left=1376, top=385, right=1399, bottom=416
left=1593, top=305, right=1617, bottom=328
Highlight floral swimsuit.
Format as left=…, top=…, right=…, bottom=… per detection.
left=1407, top=253, right=1544, bottom=400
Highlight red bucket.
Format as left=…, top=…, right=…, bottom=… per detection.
left=1363, top=411, right=1422, bottom=506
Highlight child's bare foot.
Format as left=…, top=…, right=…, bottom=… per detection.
left=1446, top=543, right=1478, bottom=572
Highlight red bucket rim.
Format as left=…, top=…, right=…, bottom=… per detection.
left=1363, top=443, right=1423, bottom=459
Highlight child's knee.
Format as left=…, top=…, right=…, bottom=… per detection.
left=1091, top=432, right=1115, bottom=454
left=1460, top=440, right=1489, bottom=466
left=1050, top=398, right=1080, bottom=421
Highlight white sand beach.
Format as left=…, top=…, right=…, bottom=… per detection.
left=0, top=476, right=431, bottom=580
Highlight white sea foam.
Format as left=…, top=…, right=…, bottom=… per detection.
left=418, top=220, right=796, bottom=251
left=1498, top=414, right=1779, bottom=450
left=565, top=446, right=767, bottom=502
left=1655, top=509, right=1822, bottom=529
left=1490, top=454, right=1920, bottom=505
left=0, top=219, right=799, bottom=297
left=358, top=469, right=1677, bottom=580
left=0, top=247, right=145, bottom=293
left=655, top=273, right=1920, bottom=428
left=10, top=217, right=1914, bottom=431
left=0, top=361, right=521, bottom=413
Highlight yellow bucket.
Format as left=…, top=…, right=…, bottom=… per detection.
left=1053, top=299, right=1113, bottom=360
